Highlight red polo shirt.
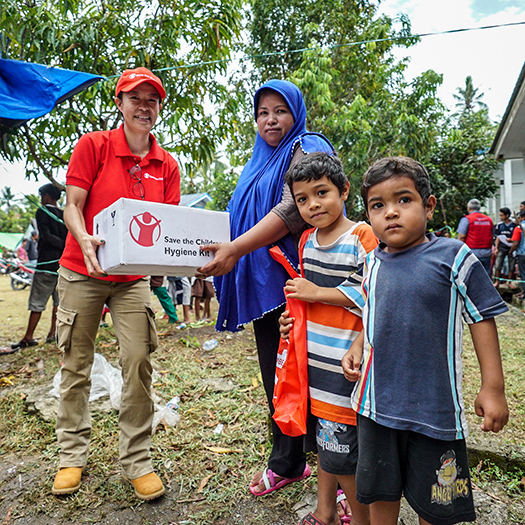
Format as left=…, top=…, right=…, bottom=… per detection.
left=60, top=125, right=181, bottom=281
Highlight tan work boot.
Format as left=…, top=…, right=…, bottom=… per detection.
left=123, top=471, right=165, bottom=501
left=52, top=467, right=83, bottom=495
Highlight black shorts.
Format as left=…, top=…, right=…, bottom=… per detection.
left=311, top=418, right=358, bottom=476
left=356, top=415, right=475, bottom=525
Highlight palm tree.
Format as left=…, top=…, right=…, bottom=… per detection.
left=0, top=186, right=17, bottom=211
left=453, top=76, right=488, bottom=113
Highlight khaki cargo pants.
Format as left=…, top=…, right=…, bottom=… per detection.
left=56, top=267, right=158, bottom=479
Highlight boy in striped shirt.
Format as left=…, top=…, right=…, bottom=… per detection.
left=281, top=152, right=377, bottom=525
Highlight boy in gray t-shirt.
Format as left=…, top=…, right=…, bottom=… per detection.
left=343, top=156, right=508, bottom=525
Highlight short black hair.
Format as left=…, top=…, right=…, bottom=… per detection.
left=520, top=209, right=525, bottom=219
left=361, top=156, right=432, bottom=210
left=285, top=152, right=348, bottom=195
left=39, top=183, right=62, bottom=201
left=499, top=207, right=511, bottom=217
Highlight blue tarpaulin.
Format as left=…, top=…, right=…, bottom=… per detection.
left=0, top=58, right=104, bottom=128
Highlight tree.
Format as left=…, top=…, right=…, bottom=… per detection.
left=232, top=0, right=445, bottom=216
left=205, top=160, right=239, bottom=211
left=0, top=187, right=18, bottom=212
left=427, top=109, right=500, bottom=229
left=0, top=190, right=39, bottom=232
left=453, top=75, right=488, bottom=114
left=0, top=0, right=243, bottom=186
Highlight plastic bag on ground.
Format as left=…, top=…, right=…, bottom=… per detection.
left=49, top=352, right=123, bottom=409
left=152, top=398, right=181, bottom=434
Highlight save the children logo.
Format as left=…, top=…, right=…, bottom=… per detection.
left=129, top=211, right=162, bottom=247
left=430, top=450, right=470, bottom=506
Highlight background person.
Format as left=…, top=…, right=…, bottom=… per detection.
left=150, top=276, right=178, bottom=323
left=167, top=276, right=192, bottom=324
left=26, top=230, right=39, bottom=266
left=9, top=183, right=68, bottom=352
left=52, top=67, right=180, bottom=501
left=198, top=79, right=334, bottom=496
left=191, top=275, right=215, bottom=320
left=509, top=209, right=525, bottom=299
left=493, top=207, right=517, bottom=288
left=456, top=198, right=493, bottom=275
left=16, top=238, right=29, bottom=261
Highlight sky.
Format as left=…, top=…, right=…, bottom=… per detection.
left=1, top=0, right=525, bottom=201
left=377, top=0, right=525, bottom=119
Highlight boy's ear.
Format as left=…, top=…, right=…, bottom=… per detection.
left=341, top=181, right=350, bottom=201
left=426, top=195, right=437, bottom=219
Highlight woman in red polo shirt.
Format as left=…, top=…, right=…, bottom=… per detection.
left=52, top=68, right=180, bottom=501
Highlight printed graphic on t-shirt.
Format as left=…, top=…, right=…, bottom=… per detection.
left=431, top=450, right=471, bottom=506
left=316, top=419, right=349, bottom=454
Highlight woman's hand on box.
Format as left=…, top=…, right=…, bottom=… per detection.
left=79, top=234, right=108, bottom=278
left=197, top=212, right=290, bottom=277
left=64, top=185, right=108, bottom=278
left=197, top=242, right=240, bottom=276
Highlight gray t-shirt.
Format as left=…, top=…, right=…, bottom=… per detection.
left=351, top=235, right=508, bottom=440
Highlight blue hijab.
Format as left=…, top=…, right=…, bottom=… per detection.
left=214, top=79, right=334, bottom=331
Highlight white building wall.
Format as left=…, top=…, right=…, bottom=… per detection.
left=488, top=159, right=525, bottom=218
left=511, top=159, right=525, bottom=212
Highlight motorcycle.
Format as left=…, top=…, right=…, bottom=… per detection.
left=4, top=258, right=35, bottom=290
left=0, top=257, right=11, bottom=275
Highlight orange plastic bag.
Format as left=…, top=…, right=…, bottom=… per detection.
left=269, top=245, right=308, bottom=437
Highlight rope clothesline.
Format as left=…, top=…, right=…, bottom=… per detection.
left=100, top=20, right=525, bottom=79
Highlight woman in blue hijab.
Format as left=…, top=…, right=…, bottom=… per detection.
left=199, top=79, right=334, bottom=495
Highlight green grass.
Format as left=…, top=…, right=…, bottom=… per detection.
left=1, top=276, right=525, bottom=523
left=462, top=307, right=525, bottom=445
left=471, top=459, right=524, bottom=495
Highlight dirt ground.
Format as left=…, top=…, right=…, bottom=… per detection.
left=0, top=281, right=307, bottom=525
left=1, top=278, right=524, bottom=524
left=1, top=329, right=522, bottom=525
left=0, top=320, right=304, bottom=525
left=0, top=454, right=300, bottom=525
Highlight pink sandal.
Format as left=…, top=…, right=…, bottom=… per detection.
left=337, top=489, right=352, bottom=523
left=249, top=464, right=311, bottom=496
left=296, top=512, right=329, bottom=525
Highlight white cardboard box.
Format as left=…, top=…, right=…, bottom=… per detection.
left=93, top=198, right=230, bottom=276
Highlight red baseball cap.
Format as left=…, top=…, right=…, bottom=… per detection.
left=115, top=67, right=166, bottom=100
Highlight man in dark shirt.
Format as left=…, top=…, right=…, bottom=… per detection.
left=493, top=207, right=517, bottom=287
left=10, top=184, right=68, bottom=351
